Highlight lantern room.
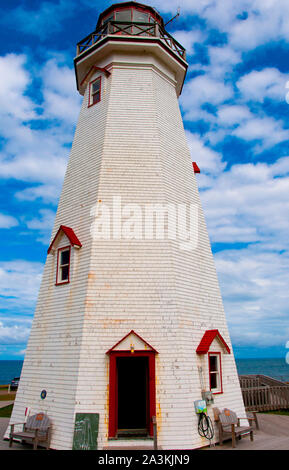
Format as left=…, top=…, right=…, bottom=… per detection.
left=75, top=1, right=187, bottom=96
left=96, top=1, right=164, bottom=31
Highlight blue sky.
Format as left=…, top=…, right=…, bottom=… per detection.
left=0, top=0, right=289, bottom=360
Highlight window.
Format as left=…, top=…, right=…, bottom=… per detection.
left=89, top=77, right=101, bottom=107
left=132, top=10, right=150, bottom=35
left=115, top=9, right=131, bottom=22
left=208, top=353, right=222, bottom=394
left=56, top=246, right=70, bottom=284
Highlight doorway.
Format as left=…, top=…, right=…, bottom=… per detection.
left=117, top=356, right=149, bottom=436
left=108, top=351, right=156, bottom=438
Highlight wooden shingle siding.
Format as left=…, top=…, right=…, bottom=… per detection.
left=7, top=48, right=246, bottom=449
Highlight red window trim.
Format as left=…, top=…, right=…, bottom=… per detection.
left=108, top=350, right=156, bottom=438
left=88, top=76, right=101, bottom=108
left=208, top=351, right=223, bottom=395
left=55, top=245, right=71, bottom=286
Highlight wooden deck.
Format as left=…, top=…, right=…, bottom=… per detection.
left=205, top=413, right=289, bottom=450
left=1, top=414, right=289, bottom=450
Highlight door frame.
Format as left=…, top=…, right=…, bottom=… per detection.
left=108, top=350, right=156, bottom=438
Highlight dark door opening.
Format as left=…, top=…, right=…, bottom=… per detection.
left=117, top=356, right=149, bottom=436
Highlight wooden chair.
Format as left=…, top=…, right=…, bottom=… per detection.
left=9, top=412, right=51, bottom=450
left=246, top=410, right=259, bottom=430
left=213, top=407, right=254, bottom=448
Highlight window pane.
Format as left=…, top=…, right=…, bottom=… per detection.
left=92, top=91, right=100, bottom=104
left=60, top=249, right=70, bottom=266
left=92, top=80, right=100, bottom=94
left=209, top=355, right=218, bottom=372
left=61, top=265, right=69, bottom=281
left=133, top=10, right=149, bottom=22
left=210, top=372, right=218, bottom=389
left=115, top=10, right=131, bottom=21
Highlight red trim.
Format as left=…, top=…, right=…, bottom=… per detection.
left=192, top=162, right=200, bottom=173
left=108, top=353, right=117, bottom=438
left=108, top=350, right=156, bottom=438
left=196, top=329, right=230, bottom=354
left=106, top=329, right=158, bottom=354
left=55, top=245, right=71, bottom=286
left=88, top=76, right=101, bottom=108
left=208, top=352, right=223, bottom=395
left=80, top=65, right=110, bottom=87
left=47, top=225, right=82, bottom=254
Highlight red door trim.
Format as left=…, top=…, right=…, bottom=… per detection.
left=108, top=350, right=156, bottom=438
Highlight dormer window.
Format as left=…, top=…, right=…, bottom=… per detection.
left=89, top=77, right=101, bottom=106
left=47, top=225, right=82, bottom=286
left=56, top=247, right=71, bottom=285
left=196, top=329, right=231, bottom=396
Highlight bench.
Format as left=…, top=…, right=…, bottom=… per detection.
left=213, top=407, right=254, bottom=448
left=9, top=412, right=51, bottom=450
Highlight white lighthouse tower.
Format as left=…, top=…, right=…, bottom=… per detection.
left=8, top=2, right=247, bottom=450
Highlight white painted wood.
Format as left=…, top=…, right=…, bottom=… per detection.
left=6, top=34, right=246, bottom=450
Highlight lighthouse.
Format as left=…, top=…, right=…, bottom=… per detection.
left=7, top=2, right=247, bottom=450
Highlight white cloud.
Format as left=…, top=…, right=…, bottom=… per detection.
left=0, top=320, right=31, bottom=346
left=237, top=68, right=289, bottom=102
left=15, top=184, right=61, bottom=203
left=180, top=74, right=233, bottom=120
left=217, top=105, right=253, bottom=126
left=25, top=209, right=56, bottom=245
left=41, top=58, right=82, bottom=123
left=0, top=54, right=36, bottom=120
left=0, top=260, right=43, bottom=310
left=206, top=45, right=241, bottom=79
left=215, top=247, right=289, bottom=347
left=0, top=53, right=81, bottom=202
left=232, top=116, right=289, bottom=149
left=200, top=157, right=289, bottom=248
left=0, top=213, right=18, bottom=229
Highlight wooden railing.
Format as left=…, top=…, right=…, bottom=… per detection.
left=239, top=376, right=261, bottom=388
left=239, top=375, right=289, bottom=411
left=242, top=385, right=289, bottom=411
left=76, top=20, right=186, bottom=61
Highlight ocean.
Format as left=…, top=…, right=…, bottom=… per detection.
left=0, top=360, right=23, bottom=385
left=0, top=358, right=288, bottom=385
left=236, top=357, right=289, bottom=383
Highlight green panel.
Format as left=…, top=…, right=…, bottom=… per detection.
left=72, top=413, right=99, bottom=450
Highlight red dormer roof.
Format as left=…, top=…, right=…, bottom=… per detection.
left=80, top=65, right=111, bottom=87
left=196, top=329, right=231, bottom=354
left=192, top=162, right=200, bottom=173
left=47, top=225, right=82, bottom=254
